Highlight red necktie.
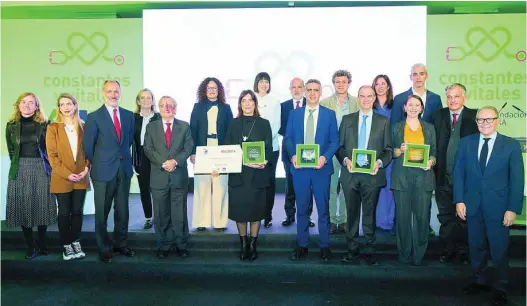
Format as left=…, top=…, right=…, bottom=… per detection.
left=295, top=100, right=300, bottom=109
left=165, top=123, right=172, bottom=148
left=113, top=108, right=121, bottom=142
left=452, top=113, right=458, bottom=128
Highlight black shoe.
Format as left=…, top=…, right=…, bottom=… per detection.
left=177, top=248, right=189, bottom=258
left=239, top=236, right=249, bottom=261
left=309, top=219, right=315, bottom=228
left=459, top=253, right=470, bottom=265
left=291, top=247, right=308, bottom=260
left=428, top=226, right=436, bottom=237
left=365, top=254, right=380, bottom=266
left=462, top=283, right=491, bottom=295
left=282, top=216, right=295, bottom=226
left=99, top=252, right=113, bottom=263
left=214, top=227, right=227, bottom=232
left=143, top=219, right=153, bottom=230
left=439, top=251, right=456, bottom=263
left=156, top=250, right=169, bottom=259
left=249, top=236, right=258, bottom=261
left=35, top=241, right=48, bottom=256
left=338, top=223, right=348, bottom=233
left=25, top=248, right=36, bottom=260
left=113, top=247, right=135, bottom=257
left=330, top=223, right=337, bottom=234
left=491, top=289, right=507, bottom=305
left=264, top=218, right=272, bottom=228
left=196, top=227, right=207, bottom=232
left=320, top=248, right=332, bottom=262
left=341, top=250, right=360, bottom=263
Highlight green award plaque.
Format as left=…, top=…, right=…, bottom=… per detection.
left=296, top=144, right=320, bottom=167
left=242, top=141, right=265, bottom=165
left=351, top=149, right=376, bottom=174
left=403, top=143, right=430, bottom=168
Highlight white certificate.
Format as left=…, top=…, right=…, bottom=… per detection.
left=194, top=145, right=242, bottom=174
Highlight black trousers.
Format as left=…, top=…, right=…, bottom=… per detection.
left=136, top=152, right=153, bottom=219
left=55, top=189, right=87, bottom=245
left=283, top=158, right=313, bottom=218
left=92, top=162, right=131, bottom=252
left=265, top=151, right=280, bottom=220
left=436, top=184, right=468, bottom=253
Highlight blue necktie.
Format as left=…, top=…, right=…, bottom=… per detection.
left=358, top=115, right=368, bottom=149
left=479, top=138, right=490, bottom=174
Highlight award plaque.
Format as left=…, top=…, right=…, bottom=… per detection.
left=403, top=143, right=430, bottom=168
left=351, top=149, right=376, bottom=174
left=242, top=141, right=265, bottom=165
left=296, top=144, right=320, bottom=167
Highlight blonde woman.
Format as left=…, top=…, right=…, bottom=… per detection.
left=5, top=92, right=56, bottom=259
left=46, top=93, right=90, bottom=260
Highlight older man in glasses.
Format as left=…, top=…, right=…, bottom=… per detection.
left=453, top=105, right=524, bottom=305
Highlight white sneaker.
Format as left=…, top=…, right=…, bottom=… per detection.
left=63, top=245, right=75, bottom=261
left=72, top=240, right=86, bottom=259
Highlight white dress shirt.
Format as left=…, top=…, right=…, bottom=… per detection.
left=303, top=104, right=319, bottom=143
left=292, top=98, right=305, bottom=110
left=412, top=88, right=428, bottom=111
left=105, top=104, right=121, bottom=127
left=478, top=131, right=497, bottom=166
left=257, top=94, right=281, bottom=151
left=64, top=123, right=78, bottom=162
left=140, top=112, right=154, bottom=145
left=162, top=119, right=174, bottom=132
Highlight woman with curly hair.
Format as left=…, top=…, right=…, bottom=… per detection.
left=190, top=77, right=233, bottom=232
left=5, top=92, right=56, bottom=259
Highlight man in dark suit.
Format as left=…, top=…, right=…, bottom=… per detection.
left=143, top=96, right=193, bottom=259
left=83, top=80, right=135, bottom=262
left=454, top=106, right=524, bottom=305
left=337, top=85, right=392, bottom=266
left=284, top=79, right=339, bottom=261
left=278, top=77, right=313, bottom=227
left=392, top=63, right=443, bottom=237
left=432, top=83, right=479, bottom=265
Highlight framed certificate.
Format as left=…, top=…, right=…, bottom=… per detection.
left=242, top=141, right=265, bottom=165
left=194, top=145, right=242, bottom=174
left=351, top=149, right=376, bottom=174
left=296, top=144, right=320, bottom=167
left=403, top=143, right=430, bottom=168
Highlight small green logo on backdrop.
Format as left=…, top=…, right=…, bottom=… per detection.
left=48, top=32, right=125, bottom=66
left=445, top=26, right=526, bottom=62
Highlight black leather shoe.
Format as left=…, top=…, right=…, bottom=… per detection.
left=156, top=250, right=169, bottom=259
left=341, top=250, right=360, bottom=263
left=282, top=216, right=295, bottom=226
left=25, top=248, right=36, bottom=260
left=330, top=223, right=337, bottom=234
left=309, top=219, right=315, bottom=228
left=264, top=218, right=273, bottom=228
left=291, top=247, right=308, bottom=260
left=35, top=241, right=48, bottom=256
left=491, top=289, right=507, bottom=305
left=439, top=251, right=456, bottom=263
left=99, top=252, right=113, bottom=263
left=365, top=254, right=380, bottom=266
left=462, top=283, right=491, bottom=295
left=239, top=236, right=249, bottom=261
left=196, top=227, right=207, bottom=232
left=459, top=253, right=470, bottom=265
left=320, top=248, right=332, bottom=262
left=178, top=249, right=189, bottom=258
left=249, top=236, right=258, bottom=261
left=113, top=247, right=135, bottom=257
left=214, top=227, right=227, bottom=232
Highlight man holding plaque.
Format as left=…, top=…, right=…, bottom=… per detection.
left=454, top=106, right=524, bottom=305
left=337, top=85, right=392, bottom=266
left=284, top=79, right=339, bottom=262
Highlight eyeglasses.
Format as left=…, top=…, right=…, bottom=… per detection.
left=475, top=117, right=498, bottom=124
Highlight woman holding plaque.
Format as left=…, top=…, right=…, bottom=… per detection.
left=190, top=77, right=233, bottom=232
left=391, top=95, right=436, bottom=266
left=225, top=90, right=272, bottom=261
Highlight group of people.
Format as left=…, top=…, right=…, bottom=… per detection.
left=5, top=63, right=523, bottom=306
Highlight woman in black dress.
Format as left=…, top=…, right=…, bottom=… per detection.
left=225, top=90, right=272, bottom=261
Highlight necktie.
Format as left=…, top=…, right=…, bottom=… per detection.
left=479, top=138, right=490, bottom=174
left=113, top=108, right=121, bottom=143
left=452, top=113, right=458, bottom=128
left=295, top=100, right=300, bottom=109
left=165, top=123, right=172, bottom=148
left=358, top=115, right=368, bottom=149
left=305, top=109, right=315, bottom=144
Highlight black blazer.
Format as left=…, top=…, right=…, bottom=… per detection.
left=132, top=112, right=161, bottom=168
left=189, top=102, right=233, bottom=154
left=279, top=97, right=306, bottom=162
left=391, top=120, right=437, bottom=192
left=431, top=107, right=478, bottom=187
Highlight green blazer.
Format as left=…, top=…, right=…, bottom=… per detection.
left=391, top=120, right=437, bottom=191
left=5, top=119, right=51, bottom=179
left=320, top=94, right=359, bottom=116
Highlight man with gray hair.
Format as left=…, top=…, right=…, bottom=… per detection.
left=431, top=83, right=478, bottom=265
left=320, top=70, right=359, bottom=234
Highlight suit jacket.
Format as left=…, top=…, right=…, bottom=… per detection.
left=431, top=107, right=479, bottom=187
left=143, top=118, right=194, bottom=189
left=319, top=94, right=359, bottom=115
left=336, top=112, right=393, bottom=188
left=391, top=88, right=442, bottom=126
left=279, top=97, right=306, bottom=162
left=5, top=119, right=51, bottom=179
left=46, top=122, right=91, bottom=193
left=83, top=105, right=134, bottom=182
left=391, top=120, right=437, bottom=191
left=453, top=133, right=524, bottom=220
left=132, top=112, right=161, bottom=168
left=283, top=105, right=339, bottom=176
left=189, top=102, right=233, bottom=154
